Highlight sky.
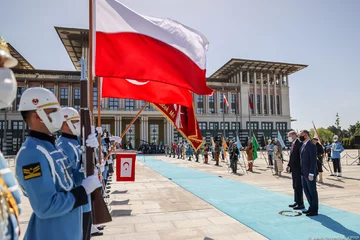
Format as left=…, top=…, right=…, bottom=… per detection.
left=1, top=0, right=359, bottom=131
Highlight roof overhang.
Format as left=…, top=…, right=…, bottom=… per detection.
left=210, top=58, right=308, bottom=79
left=8, top=43, right=34, bottom=70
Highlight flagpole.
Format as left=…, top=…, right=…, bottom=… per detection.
left=223, top=101, right=225, bottom=140
left=248, top=92, right=251, bottom=138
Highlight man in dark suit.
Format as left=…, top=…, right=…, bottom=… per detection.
left=299, top=130, right=319, bottom=216
left=286, top=131, right=304, bottom=210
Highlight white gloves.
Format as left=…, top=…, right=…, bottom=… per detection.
left=96, top=127, right=103, bottom=135
left=86, top=126, right=99, bottom=148
left=81, top=174, right=102, bottom=194
left=110, top=136, right=122, bottom=143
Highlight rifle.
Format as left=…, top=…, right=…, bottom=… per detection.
left=80, top=58, right=112, bottom=224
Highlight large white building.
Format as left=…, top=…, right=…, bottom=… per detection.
left=0, top=27, right=307, bottom=155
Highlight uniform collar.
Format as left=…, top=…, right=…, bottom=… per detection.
left=61, top=132, right=78, bottom=140
left=28, top=130, right=56, bottom=145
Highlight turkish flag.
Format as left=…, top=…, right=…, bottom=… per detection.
left=152, top=102, right=203, bottom=150
left=249, top=96, right=254, bottom=110
left=102, top=77, right=193, bottom=108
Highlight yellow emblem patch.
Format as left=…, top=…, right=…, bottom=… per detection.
left=22, top=162, right=42, bottom=180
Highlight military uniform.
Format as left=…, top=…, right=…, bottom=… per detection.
left=229, top=144, right=239, bottom=173
left=15, top=131, right=88, bottom=240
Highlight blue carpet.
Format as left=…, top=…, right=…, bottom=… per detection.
left=140, top=157, right=360, bottom=240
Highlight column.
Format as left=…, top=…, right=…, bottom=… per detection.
left=163, top=119, right=167, bottom=144
left=54, top=82, right=59, bottom=98
left=260, top=73, right=264, bottom=115
left=274, top=73, right=277, bottom=116
left=119, top=116, right=122, bottom=136
left=253, top=72, right=257, bottom=115
left=144, top=117, right=149, bottom=142
left=216, top=90, right=220, bottom=114
left=247, top=71, right=250, bottom=84
left=240, top=71, right=243, bottom=85
left=267, top=73, right=271, bottom=115
left=193, top=93, right=198, bottom=114
left=228, top=90, right=231, bottom=115
left=205, top=95, right=209, bottom=114
left=68, top=82, right=72, bottom=107
left=114, top=116, right=118, bottom=136
left=286, top=74, right=289, bottom=87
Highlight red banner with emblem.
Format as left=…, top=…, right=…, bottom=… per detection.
left=152, top=103, right=203, bottom=151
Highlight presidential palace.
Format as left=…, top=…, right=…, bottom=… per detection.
left=0, top=27, right=307, bottom=155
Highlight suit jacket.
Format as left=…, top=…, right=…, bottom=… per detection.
left=288, top=139, right=303, bottom=172
left=300, top=140, right=318, bottom=177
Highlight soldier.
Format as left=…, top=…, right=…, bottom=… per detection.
left=0, top=36, right=21, bottom=240
left=56, top=107, right=102, bottom=240
left=229, top=142, right=239, bottom=174
left=266, top=139, right=274, bottom=167
left=214, top=141, right=221, bottom=166
left=245, top=140, right=254, bottom=172
left=313, top=135, right=325, bottom=183
left=15, top=87, right=101, bottom=240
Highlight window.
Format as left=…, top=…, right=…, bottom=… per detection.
left=208, top=95, right=215, bottom=114
left=197, top=95, right=204, bottom=114
left=141, top=101, right=151, bottom=111
left=198, top=122, right=207, bottom=130
left=73, top=88, right=80, bottom=111
left=256, top=94, right=261, bottom=114
left=209, top=122, right=218, bottom=130
left=125, top=124, right=135, bottom=147
left=16, top=87, right=25, bottom=109
left=46, top=87, right=54, bottom=93
left=219, top=93, right=224, bottom=113
left=93, top=87, right=98, bottom=109
left=246, top=121, right=259, bottom=130
left=11, top=121, right=24, bottom=153
left=125, top=99, right=134, bottom=111
left=231, top=94, right=236, bottom=114
left=276, top=122, right=287, bottom=131
left=276, top=95, right=281, bottom=115
left=231, top=122, right=240, bottom=130
left=220, top=122, right=229, bottom=130
left=109, top=98, right=119, bottom=110
left=149, top=124, right=159, bottom=144
left=250, top=94, right=254, bottom=114
left=261, top=122, right=273, bottom=130
left=60, top=88, right=68, bottom=107
left=270, top=95, right=274, bottom=115
left=264, top=95, right=268, bottom=115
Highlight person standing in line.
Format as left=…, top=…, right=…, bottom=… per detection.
left=245, top=140, right=253, bottom=172
left=230, top=142, right=239, bottom=174
left=214, top=142, right=220, bottom=166
left=327, top=135, right=344, bottom=177
left=203, top=144, right=209, bottom=164
left=266, top=139, right=274, bottom=167
left=287, top=131, right=304, bottom=210
left=299, top=130, right=319, bottom=217
left=313, top=135, right=325, bottom=183
left=273, top=141, right=284, bottom=176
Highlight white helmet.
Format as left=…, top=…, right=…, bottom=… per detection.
left=60, top=107, right=81, bottom=136
left=18, top=87, right=63, bottom=133
left=0, top=37, right=18, bottom=68
left=333, top=135, right=339, bottom=142
left=0, top=68, right=17, bottom=109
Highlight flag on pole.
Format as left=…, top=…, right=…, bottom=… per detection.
left=222, top=136, right=228, bottom=158
left=252, top=134, right=259, bottom=160
left=94, top=0, right=213, bottom=95
left=211, top=137, right=215, bottom=149
left=312, top=121, right=322, bottom=144
left=223, top=95, right=230, bottom=110
left=236, top=135, right=243, bottom=158
left=277, top=131, right=286, bottom=148
left=248, top=95, right=254, bottom=110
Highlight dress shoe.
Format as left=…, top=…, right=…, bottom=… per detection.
left=96, top=226, right=105, bottom=231
left=306, top=212, right=318, bottom=217
left=302, top=209, right=310, bottom=214
left=293, top=205, right=305, bottom=210
left=289, top=203, right=297, bottom=208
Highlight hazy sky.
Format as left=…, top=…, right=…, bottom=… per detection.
left=1, top=0, right=359, bottom=130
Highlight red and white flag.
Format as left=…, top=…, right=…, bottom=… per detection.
left=223, top=95, right=230, bottom=109
left=94, top=0, right=213, bottom=95
left=249, top=95, right=254, bottom=110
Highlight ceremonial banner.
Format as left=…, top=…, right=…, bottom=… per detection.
left=94, top=0, right=213, bottom=95
left=153, top=103, right=203, bottom=150
left=116, top=153, right=136, bottom=182
left=102, top=77, right=193, bottom=107
left=252, top=135, right=259, bottom=160
left=277, top=131, right=286, bottom=148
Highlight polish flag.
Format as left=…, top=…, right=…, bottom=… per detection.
left=223, top=95, right=230, bottom=109
left=94, top=0, right=213, bottom=95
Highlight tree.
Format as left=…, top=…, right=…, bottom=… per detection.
left=310, top=128, right=335, bottom=143
left=327, top=125, right=339, bottom=136
left=335, top=113, right=341, bottom=130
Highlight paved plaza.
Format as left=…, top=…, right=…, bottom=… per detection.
left=14, top=150, right=360, bottom=240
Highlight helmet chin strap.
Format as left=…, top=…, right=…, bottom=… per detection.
left=36, top=108, right=60, bottom=134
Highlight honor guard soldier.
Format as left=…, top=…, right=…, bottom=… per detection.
left=0, top=37, right=21, bottom=240
left=327, top=135, right=344, bottom=177
left=57, top=107, right=98, bottom=240
left=15, top=87, right=102, bottom=240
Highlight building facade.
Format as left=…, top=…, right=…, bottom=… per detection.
left=0, top=27, right=307, bottom=155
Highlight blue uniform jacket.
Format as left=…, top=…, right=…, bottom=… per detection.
left=300, top=140, right=318, bottom=177
left=15, top=131, right=88, bottom=240
left=0, top=151, right=21, bottom=240
left=57, top=133, right=91, bottom=213
left=326, top=142, right=344, bottom=159
left=266, top=144, right=274, bottom=156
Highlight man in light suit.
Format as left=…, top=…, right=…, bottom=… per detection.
left=287, top=131, right=304, bottom=210
left=299, top=130, right=319, bottom=216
